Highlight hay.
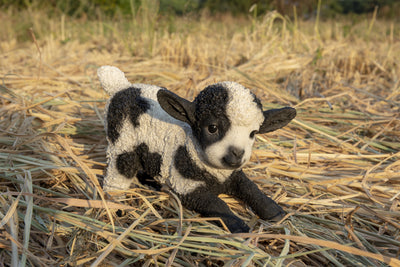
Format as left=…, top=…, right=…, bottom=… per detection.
left=1, top=9, right=399, bottom=266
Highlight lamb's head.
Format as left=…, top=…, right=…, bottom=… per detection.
left=158, top=82, right=296, bottom=170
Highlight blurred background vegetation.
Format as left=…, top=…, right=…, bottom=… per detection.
left=1, top=0, right=399, bottom=19
left=1, top=0, right=398, bottom=46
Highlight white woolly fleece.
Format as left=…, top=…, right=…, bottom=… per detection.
left=221, top=81, right=264, bottom=127
left=99, top=66, right=264, bottom=195
left=99, top=66, right=234, bottom=194
left=102, top=83, right=234, bottom=194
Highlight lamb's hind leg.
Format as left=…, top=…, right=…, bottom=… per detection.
left=135, top=143, right=163, bottom=190
left=104, top=143, right=163, bottom=191
left=136, top=171, right=162, bottom=191
left=103, top=151, right=141, bottom=191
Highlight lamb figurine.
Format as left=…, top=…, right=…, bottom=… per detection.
left=98, top=66, right=296, bottom=233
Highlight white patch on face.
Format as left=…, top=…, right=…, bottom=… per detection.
left=203, top=123, right=260, bottom=169
left=222, top=82, right=264, bottom=127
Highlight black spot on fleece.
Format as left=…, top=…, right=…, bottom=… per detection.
left=116, top=143, right=162, bottom=180
left=107, top=87, right=150, bottom=144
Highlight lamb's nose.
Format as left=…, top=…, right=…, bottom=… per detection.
left=231, top=147, right=244, bottom=159
left=223, top=146, right=245, bottom=168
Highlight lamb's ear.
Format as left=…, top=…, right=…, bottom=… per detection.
left=157, top=89, right=196, bottom=125
left=259, top=107, right=296, bottom=133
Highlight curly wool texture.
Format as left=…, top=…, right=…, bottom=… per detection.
left=103, top=85, right=207, bottom=193
left=222, top=81, right=264, bottom=127
left=193, top=82, right=264, bottom=126
left=98, top=66, right=266, bottom=194
left=194, top=83, right=230, bottom=119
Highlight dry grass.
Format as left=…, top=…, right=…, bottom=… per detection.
left=0, top=8, right=400, bottom=267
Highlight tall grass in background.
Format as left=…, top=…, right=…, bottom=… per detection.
left=1, top=0, right=398, bottom=53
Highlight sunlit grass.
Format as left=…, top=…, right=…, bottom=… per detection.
left=0, top=3, right=399, bottom=266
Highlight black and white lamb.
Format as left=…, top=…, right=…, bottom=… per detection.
left=98, top=66, right=296, bottom=233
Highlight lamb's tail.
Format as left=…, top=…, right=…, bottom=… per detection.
left=97, top=66, right=131, bottom=95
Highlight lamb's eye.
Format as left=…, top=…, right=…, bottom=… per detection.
left=208, top=125, right=218, bottom=134
left=250, top=130, right=258, bottom=138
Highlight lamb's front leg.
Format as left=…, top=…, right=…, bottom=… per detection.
left=180, top=187, right=250, bottom=233
left=225, top=170, right=285, bottom=222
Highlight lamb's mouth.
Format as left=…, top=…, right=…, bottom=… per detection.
left=222, top=156, right=244, bottom=169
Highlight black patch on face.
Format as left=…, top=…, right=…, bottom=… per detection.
left=107, top=87, right=150, bottom=144
left=192, top=84, right=231, bottom=149
left=116, top=143, right=162, bottom=180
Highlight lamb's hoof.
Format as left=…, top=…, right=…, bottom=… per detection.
left=229, top=223, right=250, bottom=233
left=225, top=218, right=251, bottom=233
left=268, top=210, right=286, bottom=222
